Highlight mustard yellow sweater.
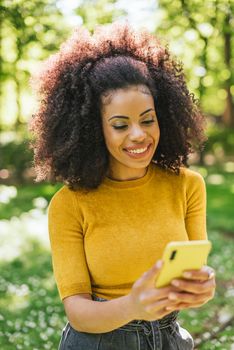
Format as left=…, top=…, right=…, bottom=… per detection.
left=48, top=163, right=207, bottom=301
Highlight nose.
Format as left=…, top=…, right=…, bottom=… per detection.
left=129, top=124, right=147, bottom=142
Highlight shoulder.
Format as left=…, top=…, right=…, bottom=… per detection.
left=151, top=163, right=206, bottom=192
left=48, top=184, right=93, bottom=212
left=49, top=185, right=74, bottom=204
left=180, top=167, right=205, bottom=185
left=179, top=167, right=206, bottom=197
left=48, top=185, right=81, bottom=214
left=152, top=163, right=204, bottom=182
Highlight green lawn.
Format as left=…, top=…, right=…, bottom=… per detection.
left=0, top=165, right=233, bottom=349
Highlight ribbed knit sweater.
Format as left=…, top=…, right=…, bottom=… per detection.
left=48, top=162, right=207, bottom=301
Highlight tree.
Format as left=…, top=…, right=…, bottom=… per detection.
left=156, top=0, right=234, bottom=127
left=1, top=0, right=69, bottom=130
left=75, top=0, right=125, bottom=32
left=0, top=0, right=125, bottom=131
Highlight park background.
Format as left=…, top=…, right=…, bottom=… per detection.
left=0, top=0, right=233, bottom=349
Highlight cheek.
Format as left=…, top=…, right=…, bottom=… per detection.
left=106, top=136, right=123, bottom=153
left=153, top=125, right=160, bottom=139
left=103, top=129, right=123, bottom=153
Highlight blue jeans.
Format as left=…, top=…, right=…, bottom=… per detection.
left=58, top=294, right=194, bottom=349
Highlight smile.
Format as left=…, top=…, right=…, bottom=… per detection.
left=127, top=147, right=148, bottom=154
left=123, top=144, right=152, bottom=158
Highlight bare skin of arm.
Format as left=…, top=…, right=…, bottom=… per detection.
left=63, top=262, right=216, bottom=334
left=63, top=292, right=137, bottom=333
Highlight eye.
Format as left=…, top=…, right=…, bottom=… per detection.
left=112, top=125, right=128, bottom=130
left=142, top=119, right=155, bottom=125
left=111, top=118, right=156, bottom=130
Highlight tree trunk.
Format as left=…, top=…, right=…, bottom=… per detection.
left=14, top=37, right=23, bottom=129
left=15, top=70, right=22, bottom=128
left=222, top=12, right=234, bottom=127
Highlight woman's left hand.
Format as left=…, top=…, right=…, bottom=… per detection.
left=165, top=265, right=216, bottom=311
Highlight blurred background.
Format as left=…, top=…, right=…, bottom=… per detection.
left=0, top=0, right=233, bottom=349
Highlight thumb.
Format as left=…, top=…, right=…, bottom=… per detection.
left=134, top=260, right=163, bottom=289
left=142, top=260, right=163, bottom=283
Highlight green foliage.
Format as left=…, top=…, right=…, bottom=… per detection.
left=207, top=172, right=234, bottom=232
left=0, top=183, right=62, bottom=220
left=191, top=164, right=234, bottom=233
left=0, top=0, right=124, bottom=128
left=156, top=0, right=233, bottom=121
left=204, top=126, right=234, bottom=156
left=75, top=0, right=126, bottom=32
left=1, top=0, right=70, bottom=127
left=1, top=0, right=69, bottom=71
left=0, top=241, right=66, bottom=349
left=0, top=140, right=33, bottom=183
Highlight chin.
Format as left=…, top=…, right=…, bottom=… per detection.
left=126, top=160, right=152, bottom=169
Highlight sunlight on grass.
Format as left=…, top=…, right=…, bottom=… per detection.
left=224, top=162, right=234, bottom=173
left=0, top=208, right=49, bottom=262
left=4, top=292, right=30, bottom=313
left=207, top=174, right=225, bottom=185
left=0, top=185, right=17, bottom=204
left=0, top=238, right=66, bottom=349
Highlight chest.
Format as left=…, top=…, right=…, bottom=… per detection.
left=80, top=189, right=188, bottom=284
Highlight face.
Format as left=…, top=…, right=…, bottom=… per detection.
left=101, top=85, right=160, bottom=181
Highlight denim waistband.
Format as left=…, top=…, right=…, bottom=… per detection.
left=92, top=294, right=179, bottom=350
left=92, top=294, right=178, bottom=330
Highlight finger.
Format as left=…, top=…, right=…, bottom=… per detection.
left=182, top=266, right=215, bottom=281
left=168, top=291, right=212, bottom=304
left=167, top=297, right=215, bottom=311
left=139, top=286, right=179, bottom=304
left=157, top=306, right=181, bottom=320
left=134, top=260, right=163, bottom=288
left=145, top=297, right=179, bottom=314
left=171, top=277, right=216, bottom=294
left=166, top=302, right=202, bottom=311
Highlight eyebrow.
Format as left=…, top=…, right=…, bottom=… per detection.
left=108, top=108, right=155, bottom=121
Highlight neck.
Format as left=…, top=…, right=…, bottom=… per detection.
left=107, top=167, right=148, bottom=181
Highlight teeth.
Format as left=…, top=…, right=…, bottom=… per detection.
left=127, top=147, right=148, bottom=154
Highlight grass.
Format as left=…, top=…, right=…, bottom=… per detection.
left=0, top=164, right=234, bottom=349
left=0, top=241, right=65, bottom=349
left=0, top=182, right=62, bottom=220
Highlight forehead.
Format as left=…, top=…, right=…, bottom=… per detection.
left=101, top=85, right=154, bottom=116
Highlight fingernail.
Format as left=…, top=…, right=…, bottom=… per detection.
left=171, top=280, right=180, bottom=287
left=183, top=272, right=191, bottom=278
left=155, top=260, right=163, bottom=269
left=208, top=272, right=215, bottom=280
left=166, top=306, right=173, bottom=311
left=169, top=293, right=177, bottom=300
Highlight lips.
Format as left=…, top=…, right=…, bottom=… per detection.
left=123, top=143, right=153, bottom=158
left=124, top=144, right=151, bottom=152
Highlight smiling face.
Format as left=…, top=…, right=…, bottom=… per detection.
left=101, top=85, right=160, bottom=181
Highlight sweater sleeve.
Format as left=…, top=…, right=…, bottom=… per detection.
left=47, top=186, right=92, bottom=301
left=184, top=169, right=207, bottom=240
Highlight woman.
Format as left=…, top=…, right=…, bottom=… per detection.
left=29, top=22, right=216, bottom=350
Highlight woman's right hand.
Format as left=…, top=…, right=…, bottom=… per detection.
left=128, top=261, right=179, bottom=321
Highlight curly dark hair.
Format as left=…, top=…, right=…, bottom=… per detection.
left=28, top=22, right=207, bottom=190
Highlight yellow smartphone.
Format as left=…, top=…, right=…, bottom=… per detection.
left=155, top=240, right=212, bottom=288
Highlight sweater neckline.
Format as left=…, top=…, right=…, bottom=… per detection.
left=102, top=162, right=155, bottom=189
